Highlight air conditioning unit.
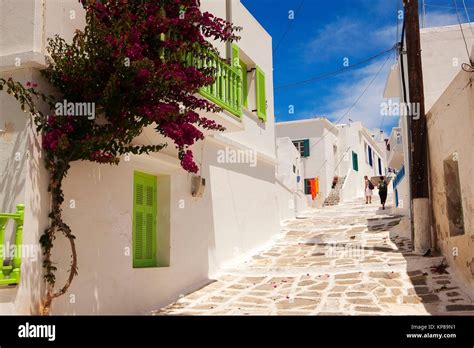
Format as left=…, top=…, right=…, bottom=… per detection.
left=191, top=176, right=205, bottom=198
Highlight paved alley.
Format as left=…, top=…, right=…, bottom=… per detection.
left=153, top=200, right=474, bottom=316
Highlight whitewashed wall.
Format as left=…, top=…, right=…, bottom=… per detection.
left=421, top=23, right=474, bottom=112
left=427, top=70, right=474, bottom=288
left=1, top=0, right=282, bottom=314
left=337, top=122, right=387, bottom=202
left=275, top=137, right=308, bottom=221
left=276, top=119, right=339, bottom=201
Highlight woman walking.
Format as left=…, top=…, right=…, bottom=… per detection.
left=364, top=176, right=373, bottom=204
left=378, top=176, right=388, bottom=210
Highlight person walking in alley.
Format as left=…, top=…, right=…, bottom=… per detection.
left=364, top=176, right=374, bottom=204
left=378, top=176, right=388, bottom=210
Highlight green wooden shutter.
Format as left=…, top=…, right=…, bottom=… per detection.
left=239, top=60, right=248, bottom=108
left=133, top=172, right=157, bottom=268
left=352, top=151, right=359, bottom=171
left=303, top=139, right=310, bottom=157
left=256, top=65, right=267, bottom=121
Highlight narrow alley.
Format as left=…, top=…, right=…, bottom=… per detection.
left=154, top=199, right=474, bottom=316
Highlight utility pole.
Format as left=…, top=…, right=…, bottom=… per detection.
left=403, top=0, right=431, bottom=255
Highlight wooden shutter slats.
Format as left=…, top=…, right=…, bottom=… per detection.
left=133, top=172, right=157, bottom=268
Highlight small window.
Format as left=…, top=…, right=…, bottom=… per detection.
left=443, top=153, right=465, bottom=236
left=367, top=145, right=373, bottom=167
left=304, top=179, right=312, bottom=195
left=352, top=151, right=359, bottom=171
left=293, top=139, right=310, bottom=157
left=293, top=165, right=296, bottom=173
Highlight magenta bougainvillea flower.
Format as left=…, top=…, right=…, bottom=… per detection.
left=41, top=0, right=241, bottom=173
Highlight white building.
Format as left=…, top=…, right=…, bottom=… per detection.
left=276, top=118, right=339, bottom=206
left=384, top=22, right=474, bottom=216
left=0, top=0, right=286, bottom=314
left=336, top=121, right=388, bottom=203
left=385, top=125, right=409, bottom=215
left=384, top=22, right=474, bottom=283
left=276, top=118, right=387, bottom=206
left=275, top=137, right=308, bottom=221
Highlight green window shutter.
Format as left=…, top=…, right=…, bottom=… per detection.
left=303, top=139, right=310, bottom=157
left=256, top=65, right=267, bottom=121
left=239, top=60, right=248, bottom=108
left=133, top=172, right=157, bottom=268
left=352, top=151, right=359, bottom=171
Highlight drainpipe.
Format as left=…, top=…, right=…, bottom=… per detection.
left=226, top=0, right=232, bottom=61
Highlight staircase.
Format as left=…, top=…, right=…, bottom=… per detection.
left=323, top=176, right=346, bottom=207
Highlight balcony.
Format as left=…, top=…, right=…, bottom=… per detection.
left=197, top=50, right=243, bottom=119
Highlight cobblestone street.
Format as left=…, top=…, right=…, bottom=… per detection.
left=153, top=200, right=474, bottom=316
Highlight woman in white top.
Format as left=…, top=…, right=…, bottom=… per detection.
left=364, top=176, right=373, bottom=204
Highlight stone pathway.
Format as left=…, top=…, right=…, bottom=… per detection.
left=152, top=200, right=474, bottom=316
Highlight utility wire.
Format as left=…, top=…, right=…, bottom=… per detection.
left=423, top=3, right=474, bottom=10
left=462, top=0, right=474, bottom=35
left=275, top=46, right=396, bottom=91
left=306, top=51, right=394, bottom=154
left=379, top=50, right=398, bottom=132
left=453, top=0, right=471, bottom=60
left=273, top=0, right=305, bottom=54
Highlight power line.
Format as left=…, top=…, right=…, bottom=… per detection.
left=462, top=0, right=474, bottom=35
left=379, top=50, right=398, bottom=131
left=423, top=3, right=474, bottom=10
left=453, top=0, right=471, bottom=59
left=273, top=0, right=305, bottom=54
left=306, top=51, right=393, bottom=154
left=275, top=46, right=396, bottom=91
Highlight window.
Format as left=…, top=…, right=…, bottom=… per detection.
left=292, top=165, right=296, bottom=174
left=293, top=139, right=310, bottom=157
left=133, top=171, right=157, bottom=268
left=352, top=151, right=359, bottom=171
left=366, top=145, right=373, bottom=167
left=304, top=179, right=312, bottom=195
left=378, top=157, right=382, bottom=175
left=443, top=153, right=465, bottom=236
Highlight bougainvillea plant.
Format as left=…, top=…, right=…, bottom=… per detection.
left=0, top=0, right=240, bottom=314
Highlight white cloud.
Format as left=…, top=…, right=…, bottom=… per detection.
left=299, top=55, right=399, bottom=132
left=305, top=16, right=398, bottom=63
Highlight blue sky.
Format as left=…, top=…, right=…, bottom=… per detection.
left=240, top=0, right=467, bottom=133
